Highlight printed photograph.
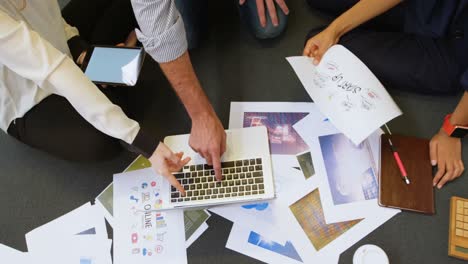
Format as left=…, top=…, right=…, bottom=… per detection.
left=289, top=189, right=362, bottom=251
left=243, top=112, right=309, bottom=155
left=296, top=151, right=315, bottom=179
left=319, top=133, right=378, bottom=205
left=247, top=231, right=302, bottom=262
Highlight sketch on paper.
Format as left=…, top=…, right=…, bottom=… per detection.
left=289, top=189, right=362, bottom=251
left=243, top=112, right=309, bottom=155
left=319, top=133, right=378, bottom=205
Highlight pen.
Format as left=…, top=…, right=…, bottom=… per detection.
left=384, top=124, right=410, bottom=185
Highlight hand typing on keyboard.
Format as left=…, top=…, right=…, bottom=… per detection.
left=149, top=142, right=191, bottom=195
left=171, top=158, right=265, bottom=203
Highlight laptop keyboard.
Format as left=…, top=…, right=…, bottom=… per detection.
left=170, top=158, right=265, bottom=203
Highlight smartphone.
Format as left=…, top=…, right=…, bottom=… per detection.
left=81, top=45, right=145, bottom=86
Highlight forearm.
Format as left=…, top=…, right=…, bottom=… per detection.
left=328, top=0, right=403, bottom=37
left=159, top=51, right=215, bottom=119
left=450, top=91, right=468, bottom=125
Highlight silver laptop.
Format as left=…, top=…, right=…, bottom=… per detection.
left=157, top=126, right=275, bottom=210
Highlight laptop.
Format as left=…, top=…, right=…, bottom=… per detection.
left=157, top=126, right=275, bottom=210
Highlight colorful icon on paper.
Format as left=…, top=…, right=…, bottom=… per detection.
left=130, top=195, right=139, bottom=203
left=131, top=233, right=138, bottom=244
left=242, top=203, right=269, bottom=211
left=141, top=182, right=148, bottom=189
left=151, top=181, right=157, bottom=187
left=155, top=245, right=164, bottom=254
left=142, top=192, right=150, bottom=202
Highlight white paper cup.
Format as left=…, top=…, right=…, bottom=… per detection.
left=353, top=244, right=389, bottom=264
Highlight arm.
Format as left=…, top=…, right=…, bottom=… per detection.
left=431, top=84, right=468, bottom=189
left=303, top=0, right=402, bottom=63
left=0, top=11, right=192, bottom=193
left=131, top=0, right=226, bottom=180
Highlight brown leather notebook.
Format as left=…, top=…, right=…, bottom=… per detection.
left=378, top=134, right=435, bottom=214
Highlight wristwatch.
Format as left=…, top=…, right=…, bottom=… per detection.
left=442, top=114, right=468, bottom=138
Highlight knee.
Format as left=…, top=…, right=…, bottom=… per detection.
left=240, top=1, right=288, bottom=39
left=252, top=19, right=288, bottom=39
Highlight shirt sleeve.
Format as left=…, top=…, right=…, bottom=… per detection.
left=0, top=11, right=158, bottom=158
left=62, top=18, right=79, bottom=40
left=130, top=0, right=187, bottom=63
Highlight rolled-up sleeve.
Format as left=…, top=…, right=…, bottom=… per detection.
left=462, top=69, right=468, bottom=91
left=131, top=0, right=187, bottom=63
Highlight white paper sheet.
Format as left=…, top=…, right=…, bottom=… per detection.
left=121, top=52, right=142, bottom=86
left=0, top=244, right=31, bottom=263
left=95, top=184, right=115, bottom=227
left=25, top=202, right=108, bottom=253
left=185, top=222, right=208, bottom=248
left=286, top=45, right=402, bottom=145
left=229, top=102, right=317, bottom=156
left=31, top=236, right=113, bottom=264
left=226, top=223, right=321, bottom=264
left=294, top=115, right=399, bottom=223
left=113, top=168, right=187, bottom=264
left=272, top=175, right=399, bottom=263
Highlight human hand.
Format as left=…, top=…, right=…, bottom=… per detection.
left=303, top=26, right=340, bottom=65
left=189, top=112, right=226, bottom=181
left=430, top=129, right=464, bottom=189
left=239, top=0, right=289, bottom=28
left=148, top=142, right=191, bottom=195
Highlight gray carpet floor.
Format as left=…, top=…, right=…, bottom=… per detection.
left=1, top=1, right=467, bottom=263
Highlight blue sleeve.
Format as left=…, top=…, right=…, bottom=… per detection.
left=463, top=69, right=468, bottom=91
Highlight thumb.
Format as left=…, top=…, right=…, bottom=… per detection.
left=303, top=38, right=319, bottom=57
left=313, top=43, right=328, bottom=65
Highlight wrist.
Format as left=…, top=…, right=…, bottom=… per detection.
left=442, top=113, right=468, bottom=138
left=191, top=109, right=216, bottom=123
left=329, top=19, right=349, bottom=39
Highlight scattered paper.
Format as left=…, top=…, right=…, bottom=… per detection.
left=31, top=236, right=113, bottom=264
left=229, top=102, right=316, bottom=157
left=184, top=210, right=211, bottom=241
left=272, top=175, right=399, bottom=263
left=113, top=168, right=187, bottom=264
left=186, top=222, right=209, bottom=248
left=121, top=52, right=142, bottom=86
left=294, top=114, right=398, bottom=223
left=96, top=155, right=210, bottom=248
left=0, top=244, right=30, bottom=263
left=287, top=45, right=402, bottom=145
left=25, top=202, right=107, bottom=253
left=226, top=223, right=307, bottom=264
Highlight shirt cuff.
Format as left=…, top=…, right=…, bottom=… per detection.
left=67, top=36, right=89, bottom=63
left=135, top=15, right=188, bottom=63
left=128, top=128, right=159, bottom=159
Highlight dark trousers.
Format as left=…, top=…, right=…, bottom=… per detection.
left=306, top=0, right=463, bottom=95
left=8, top=0, right=139, bottom=162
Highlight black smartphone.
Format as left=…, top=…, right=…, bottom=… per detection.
left=81, top=45, right=145, bottom=86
